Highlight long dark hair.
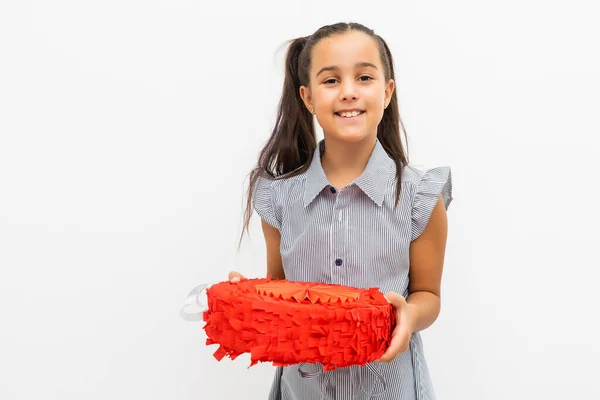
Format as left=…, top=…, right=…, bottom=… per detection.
left=241, top=22, right=409, bottom=239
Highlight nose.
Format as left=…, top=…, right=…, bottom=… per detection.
left=339, top=80, right=358, bottom=101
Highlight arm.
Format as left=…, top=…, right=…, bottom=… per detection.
left=261, top=219, right=285, bottom=280
left=406, top=194, right=448, bottom=332
left=379, top=195, right=448, bottom=361
left=228, top=219, right=284, bottom=283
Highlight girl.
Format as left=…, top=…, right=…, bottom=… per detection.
left=230, top=22, right=452, bottom=400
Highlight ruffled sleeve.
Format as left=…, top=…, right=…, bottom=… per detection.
left=411, top=166, right=453, bottom=241
left=252, top=174, right=281, bottom=230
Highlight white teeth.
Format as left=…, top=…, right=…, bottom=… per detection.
left=339, top=111, right=363, bottom=118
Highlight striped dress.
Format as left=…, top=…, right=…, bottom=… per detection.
left=252, top=138, right=452, bottom=400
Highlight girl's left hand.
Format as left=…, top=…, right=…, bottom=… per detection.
left=377, top=292, right=416, bottom=363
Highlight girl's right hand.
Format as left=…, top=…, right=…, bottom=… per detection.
left=228, top=271, right=246, bottom=283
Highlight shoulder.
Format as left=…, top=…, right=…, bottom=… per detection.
left=401, top=164, right=452, bottom=190
left=252, top=171, right=307, bottom=230
left=387, top=163, right=452, bottom=210
left=406, top=164, right=453, bottom=240
left=273, top=170, right=307, bottom=194
left=401, top=165, right=429, bottom=186
left=254, top=169, right=307, bottom=201
left=384, top=165, right=437, bottom=197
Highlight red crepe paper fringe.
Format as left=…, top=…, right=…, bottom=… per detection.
left=202, top=278, right=395, bottom=371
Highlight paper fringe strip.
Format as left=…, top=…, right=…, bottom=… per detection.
left=202, top=278, right=395, bottom=371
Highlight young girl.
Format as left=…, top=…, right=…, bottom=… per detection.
left=230, top=22, right=452, bottom=400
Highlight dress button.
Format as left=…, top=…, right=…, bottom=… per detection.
left=330, top=187, right=336, bottom=194
left=335, top=258, right=343, bottom=266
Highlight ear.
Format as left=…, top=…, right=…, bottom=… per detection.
left=384, top=79, right=395, bottom=108
left=299, top=85, right=313, bottom=113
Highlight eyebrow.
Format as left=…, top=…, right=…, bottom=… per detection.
left=315, top=62, right=378, bottom=78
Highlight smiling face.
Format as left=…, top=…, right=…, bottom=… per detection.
left=299, top=30, right=395, bottom=144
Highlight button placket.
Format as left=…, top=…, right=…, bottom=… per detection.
left=330, top=188, right=347, bottom=282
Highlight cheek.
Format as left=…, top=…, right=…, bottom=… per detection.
left=366, top=87, right=386, bottom=106
left=314, top=91, right=336, bottom=109
left=366, top=90, right=387, bottom=121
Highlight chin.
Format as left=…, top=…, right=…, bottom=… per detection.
left=325, top=129, right=373, bottom=144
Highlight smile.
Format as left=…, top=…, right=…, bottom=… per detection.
left=335, top=111, right=365, bottom=119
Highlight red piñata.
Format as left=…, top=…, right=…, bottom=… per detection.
left=202, top=277, right=395, bottom=371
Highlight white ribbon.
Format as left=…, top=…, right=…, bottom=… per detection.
left=180, top=282, right=214, bottom=321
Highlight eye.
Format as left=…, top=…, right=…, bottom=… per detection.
left=324, top=78, right=338, bottom=85
left=359, top=75, right=373, bottom=82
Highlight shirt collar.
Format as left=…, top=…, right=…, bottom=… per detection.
left=303, top=138, right=394, bottom=208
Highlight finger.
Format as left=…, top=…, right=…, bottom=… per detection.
left=379, top=344, right=399, bottom=363
left=379, top=328, right=409, bottom=362
left=384, top=292, right=406, bottom=309
left=379, top=325, right=402, bottom=361
left=228, top=271, right=245, bottom=283
left=378, top=347, right=394, bottom=362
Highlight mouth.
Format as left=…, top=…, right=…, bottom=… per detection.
left=334, top=110, right=366, bottom=119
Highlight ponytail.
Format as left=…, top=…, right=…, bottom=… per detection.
left=376, top=36, right=409, bottom=208
left=240, top=37, right=317, bottom=242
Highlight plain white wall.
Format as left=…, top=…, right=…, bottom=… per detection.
left=1, top=1, right=599, bottom=399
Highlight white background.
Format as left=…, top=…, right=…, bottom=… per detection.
left=1, top=1, right=599, bottom=399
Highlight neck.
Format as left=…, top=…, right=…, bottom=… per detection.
left=320, top=136, right=377, bottom=189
